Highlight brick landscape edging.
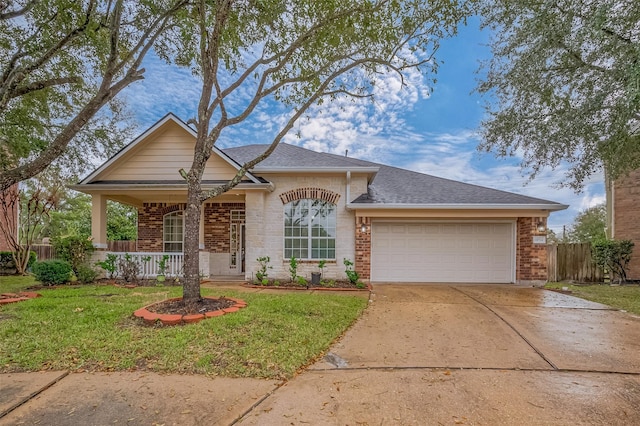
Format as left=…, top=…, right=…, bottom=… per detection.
left=133, top=296, right=247, bottom=326
left=0, top=292, right=41, bottom=305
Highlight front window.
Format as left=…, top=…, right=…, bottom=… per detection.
left=284, top=199, right=336, bottom=259
left=163, top=211, right=183, bottom=252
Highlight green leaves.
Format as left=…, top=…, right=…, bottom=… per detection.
left=477, top=0, right=640, bottom=189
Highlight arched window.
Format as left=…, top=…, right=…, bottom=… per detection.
left=163, top=211, right=184, bottom=252
left=284, top=199, right=336, bottom=259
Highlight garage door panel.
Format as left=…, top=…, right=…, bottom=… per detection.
left=372, top=222, right=514, bottom=283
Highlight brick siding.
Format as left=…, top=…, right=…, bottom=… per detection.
left=203, top=202, right=245, bottom=253
left=354, top=216, right=371, bottom=279
left=137, top=202, right=245, bottom=253
left=516, top=217, right=548, bottom=282
left=614, top=170, right=640, bottom=280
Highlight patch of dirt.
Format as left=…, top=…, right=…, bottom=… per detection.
left=145, top=297, right=236, bottom=315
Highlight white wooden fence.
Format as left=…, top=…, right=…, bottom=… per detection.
left=109, top=252, right=184, bottom=278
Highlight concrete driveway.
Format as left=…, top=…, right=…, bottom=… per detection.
left=239, top=284, right=640, bottom=425
left=3, top=284, right=640, bottom=425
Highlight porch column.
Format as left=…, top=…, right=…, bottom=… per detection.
left=91, top=194, right=108, bottom=249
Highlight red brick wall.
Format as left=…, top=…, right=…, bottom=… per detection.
left=614, top=170, right=640, bottom=280
left=516, top=217, right=548, bottom=282
left=137, top=203, right=185, bottom=252
left=354, top=216, right=371, bottom=279
left=137, top=202, right=245, bottom=253
left=0, top=184, right=18, bottom=252
left=203, top=202, right=245, bottom=253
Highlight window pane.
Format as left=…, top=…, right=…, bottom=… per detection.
left=284, top=198, right=335, bottom=259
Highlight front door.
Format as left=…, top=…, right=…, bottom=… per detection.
left=230, top=210, right=245, bottom=273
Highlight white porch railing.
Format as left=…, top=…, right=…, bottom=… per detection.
left=109, top=252, right=184, bottom=278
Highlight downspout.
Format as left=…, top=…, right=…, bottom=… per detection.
left=345, top=171, right=351, bottom=209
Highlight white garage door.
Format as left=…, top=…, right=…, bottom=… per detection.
left=371, top=222, right=515, bottom=283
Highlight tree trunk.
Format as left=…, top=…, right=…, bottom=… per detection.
left=182, top=184, right=202, bottom=303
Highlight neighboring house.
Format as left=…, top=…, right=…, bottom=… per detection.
left=71, top=113, right=568, bottom=285
left=611, top=169, right=640, bottom=280
left=0, top=184, right=18, bottom=252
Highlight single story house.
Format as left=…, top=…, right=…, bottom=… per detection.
left=610, top=169, right=640, bottom=280
left=71, top=113, right=568, bottom=284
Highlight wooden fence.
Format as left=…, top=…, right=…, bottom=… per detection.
left=547, top=243, right=603, bottom=283
left=29, top=241, right=137, bottom=261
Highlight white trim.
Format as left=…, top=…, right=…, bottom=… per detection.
left=69, top=182, right=274, bottom=192
left=78, top=113, right=262, bottom=185
left=348, top=202, right=568, bottom=211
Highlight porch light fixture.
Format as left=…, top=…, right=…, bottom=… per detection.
left=536, top=221, right=546, bottom=233
left=360, top=224, right=368, bottom=233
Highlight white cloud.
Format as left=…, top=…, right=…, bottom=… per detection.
left=119, top=45, right=605, bottom=234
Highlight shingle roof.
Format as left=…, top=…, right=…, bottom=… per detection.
left=223, top=143, right=375, bottom=169
left=223, top=143, right=566, bottom=207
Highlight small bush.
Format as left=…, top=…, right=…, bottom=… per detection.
left=289, top=256, right=298, bottom=282
left=343, top=258, right=360, bottom=284
left=0, top=251, right=37, bottom=270
left=118, top=253, right=140, bottom=283
left=52, top=236, right=94, bottom=274
left=32, top=260, right=73, bottom=285
left=256, top=256, right=272, bottom=282
left=76, top=264, right=99, bottom=284
left=592, top=239, right=635, bottom=283
left=96, top=253, right=118, bottom=279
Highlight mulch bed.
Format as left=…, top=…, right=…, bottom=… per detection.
left=245, top=279, right=370, bottom=291
left=145, top=297, right=236, bottom=315
left=134, top=296, right=248, bottom=326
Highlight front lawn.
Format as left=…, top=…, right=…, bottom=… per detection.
left=546, top=282, right=640, bottom=315
left=0, top=275, right=368, bottom=379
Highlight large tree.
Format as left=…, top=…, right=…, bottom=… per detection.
left=165, top=0, right=475, bottom=302
left=0, top=0, right=187, bottom=191
left=568, top=203, right=607, bottom=243
left=477, top=0, right=640, bottom=190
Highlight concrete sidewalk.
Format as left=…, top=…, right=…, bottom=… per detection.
left=3, top=284, right=640, bottom=425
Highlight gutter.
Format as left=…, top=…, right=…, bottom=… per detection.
left=68, top=182, right=275, bottom=192
left=346, top=203, right=569, bottom=211
left=345, top=171, right=351, bottom=207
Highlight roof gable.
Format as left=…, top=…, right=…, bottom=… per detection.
left=80, top=113, right=261, bottom=184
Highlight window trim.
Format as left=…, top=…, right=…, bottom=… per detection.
left=163, top=210, right=184, bottom=253
left=283, top=198, right=336, bottom=260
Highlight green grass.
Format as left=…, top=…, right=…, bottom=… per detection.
left=0, top=275, right=38, bottom=293
left=546, top=282, right=640, bottom=315
left=0, top=275, right=368, bottom=379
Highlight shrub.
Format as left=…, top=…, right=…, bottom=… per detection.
left=32, top=260, right=73, bottom=285
left=96, top=253, right=118, bottom=279
left=76, top=264, right=99, bottom=284
left=118, top=253, right=141, bottom=283
left=0, top=251, right=37, bottom=271
left=592, top=239, right=635, bottom=284
left=343, top=258, right=360, bottom=284
left=289, top=256, right=298, bottom=282
left=52, top=236, right=95, bottom=274
left=256, top=256, right=272, bottom=282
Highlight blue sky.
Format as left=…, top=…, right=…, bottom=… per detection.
left=119, top=17, right=605, bottom=233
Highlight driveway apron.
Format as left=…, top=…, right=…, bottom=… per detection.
left=239, top=284, right=640, bottom=425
